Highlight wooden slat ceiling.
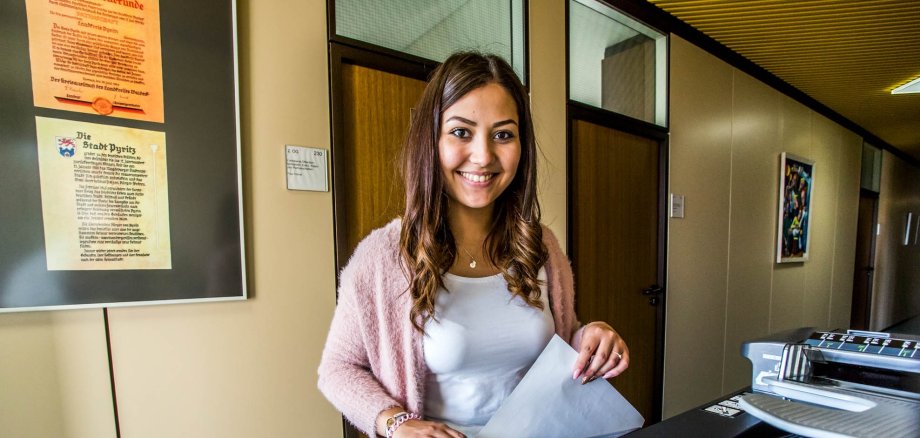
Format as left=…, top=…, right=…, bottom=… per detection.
left=648, top=0, right=920, bottom=162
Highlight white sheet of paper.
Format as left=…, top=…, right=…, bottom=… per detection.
left=477, top=335, right=644, bottom=438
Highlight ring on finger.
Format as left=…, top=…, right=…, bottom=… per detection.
left=615, top=352, right=623, bottom=360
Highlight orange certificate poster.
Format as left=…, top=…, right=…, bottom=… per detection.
left=35, top=117, right=171, bottom=270
left=25, top=0, right=164, bottom=123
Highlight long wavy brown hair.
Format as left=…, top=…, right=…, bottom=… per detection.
left=399, top=52, right=548, bottom=331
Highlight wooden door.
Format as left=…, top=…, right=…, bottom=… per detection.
left=335, top=63, right=427, bottom=264
left=851, top=190, right=879, bottom=330
left=332, top=52, right=429, bottom=438
left=571, top=119, right=663, bottom=424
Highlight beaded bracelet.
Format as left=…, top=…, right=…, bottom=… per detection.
left=385, top=411, right=420, bottom=438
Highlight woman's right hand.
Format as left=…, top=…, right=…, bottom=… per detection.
left=392, top=419, right=466, bottom=438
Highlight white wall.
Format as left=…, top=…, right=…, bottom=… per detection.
left=664, top=35, right=862, bottom=417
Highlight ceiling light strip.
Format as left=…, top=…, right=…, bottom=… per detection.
left=892, top=77, right=920, bottom=95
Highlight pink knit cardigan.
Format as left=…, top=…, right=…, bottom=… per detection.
left=317, top=219, right=581, bottom=435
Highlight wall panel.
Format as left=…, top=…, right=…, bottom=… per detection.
left=802, top=114, right=842, bottom=327
left=530, top=0, right=568, bottom=240
left=0, top=312, right=66, bottom=437
left=0, top=310, right=115, bottom=438
left=722, top=71, right=781, bottom=392
left=770, top=96, right=812, bottom=332
left=830, top=131, right=862, bottom=329
left=664, top=36, right=733, bottom=417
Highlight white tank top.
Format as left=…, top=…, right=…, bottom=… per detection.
left=423, top=268, right=555, bottom=436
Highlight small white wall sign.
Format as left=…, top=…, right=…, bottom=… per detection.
left=670, top=194, right=685, bottom=218
left=285, top=145, right=328, bottom=192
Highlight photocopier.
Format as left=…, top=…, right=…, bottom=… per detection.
left=739, top=327, right=920, bottom=438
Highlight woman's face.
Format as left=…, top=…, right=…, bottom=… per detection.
left=438, top=82, right=521, bottom=215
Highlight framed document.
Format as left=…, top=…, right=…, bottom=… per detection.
left=0, top=0, right=246, bottom=311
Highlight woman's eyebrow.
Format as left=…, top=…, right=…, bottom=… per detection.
left=444, top=116, right=518, bottom=128
left=445, top=116, right=476, bottom=125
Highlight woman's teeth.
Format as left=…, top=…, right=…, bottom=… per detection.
left=460, top=172, right=494, bottom=183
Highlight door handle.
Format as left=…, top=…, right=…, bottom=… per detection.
left=643, top=285, right=663, bottom=306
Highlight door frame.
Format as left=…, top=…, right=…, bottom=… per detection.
left=566, top=100, right=669, bottom=424
left=328, top=42, right=435, bottom=271
left=851, top=187, right=880, bottom=329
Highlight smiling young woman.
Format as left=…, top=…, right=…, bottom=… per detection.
left=318, top=52, right=630, bottom=438
left=438, top=82, right=522, bottom=216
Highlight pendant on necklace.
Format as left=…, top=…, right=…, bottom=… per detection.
left=462, top=247, right=478, bottom=269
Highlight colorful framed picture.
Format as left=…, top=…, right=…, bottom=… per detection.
left=776, top=153, right=815, bottom=263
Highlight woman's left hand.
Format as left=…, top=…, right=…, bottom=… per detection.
left=572, top=321, right=629, bottom=384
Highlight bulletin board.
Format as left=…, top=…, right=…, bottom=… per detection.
left=0, top=0, right=246, bottom=311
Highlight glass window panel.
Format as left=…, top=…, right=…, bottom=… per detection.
left=335, top=0, right=526, bottom=82
left=861, top=142, right=882, bottom=192
left=569, top=0, right=667, bottom=126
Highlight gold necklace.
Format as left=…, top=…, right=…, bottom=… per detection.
left=460, top=247, right=477, bottom=269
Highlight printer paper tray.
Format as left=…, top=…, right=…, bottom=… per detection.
left=739, top=382, right=920, bottom=438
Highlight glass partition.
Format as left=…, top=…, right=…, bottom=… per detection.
left=335, top=0, right=526, bottom=82
left=569, top=0, right=667, bottom=126
left=861, top=142, right=882, bottom=192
